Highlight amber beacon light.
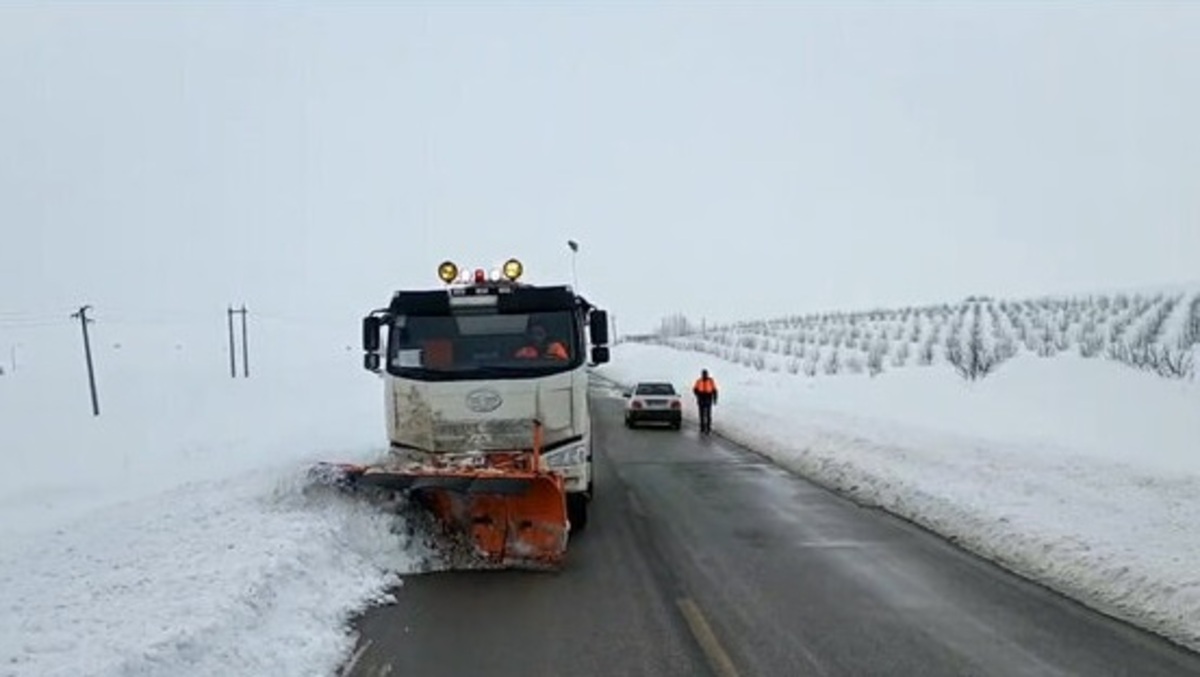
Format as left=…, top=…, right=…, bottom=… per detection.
left=502, top=258, right=523, bottom=281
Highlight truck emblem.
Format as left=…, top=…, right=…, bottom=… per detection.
left=465, top=388, right=503, bottom=413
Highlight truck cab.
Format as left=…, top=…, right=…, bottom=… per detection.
left=361, top=259, right=610, bottom=531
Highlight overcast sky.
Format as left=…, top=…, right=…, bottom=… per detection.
left=2, top=2, right=1198, bottom=335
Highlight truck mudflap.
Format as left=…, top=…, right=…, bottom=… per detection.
left=310, top=424, right=569, bottom=571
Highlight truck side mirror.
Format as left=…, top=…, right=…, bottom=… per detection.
left=362, top=315, right=381, bottom=352
left=364, top=352, right=381, bottom=372
left=589, top=310, right=609, bottom=346
left=590, top=345, right=610, bottom=365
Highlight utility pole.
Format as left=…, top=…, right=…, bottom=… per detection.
left=239, top=304, right=249, bottom=378
left=227, top=305, right=249, bottom=378
left=567, top=239, right=579, bottom=289
left=71, top=305, right=100, bottom=416
left=227, top=306, right=237, bottom=378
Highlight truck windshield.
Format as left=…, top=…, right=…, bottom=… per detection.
left=387, top=309, right=579, bottom=379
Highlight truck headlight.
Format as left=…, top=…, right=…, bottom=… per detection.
left=543, top=444, right=588, bottom=469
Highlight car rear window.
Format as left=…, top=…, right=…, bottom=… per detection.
left=635, top=383, right=675, bottom=395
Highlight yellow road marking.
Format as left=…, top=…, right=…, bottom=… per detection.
left=677, top=597, right=742, bottom=677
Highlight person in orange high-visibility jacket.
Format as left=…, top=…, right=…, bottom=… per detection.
left=514, top=323, right=569, bottom=360
left=692, top=369, right=718, bottom=434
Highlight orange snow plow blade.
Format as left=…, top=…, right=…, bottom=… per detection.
left=314, top=424, right=569, bottom=570
left=417, top=468, right=568, bottom=570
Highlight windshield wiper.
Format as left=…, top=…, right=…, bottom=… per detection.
left=393, top=365, right=569, bottom=380
left=470, top=364, right=566, bottom=375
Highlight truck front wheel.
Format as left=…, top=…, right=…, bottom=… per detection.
left=567, top=492, right=589, bottom=534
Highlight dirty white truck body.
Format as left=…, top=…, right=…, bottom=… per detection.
left=362, top=267, right=610, bottom=532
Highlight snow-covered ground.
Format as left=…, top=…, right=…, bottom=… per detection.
left=595, top=340, right=1200, bottom=653
left=0, top=319, right=433, bottom=677
left=3, top=294, right=1199, bottom=675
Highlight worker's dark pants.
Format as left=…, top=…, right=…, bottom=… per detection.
left=698, top=401, right=713, bottom=433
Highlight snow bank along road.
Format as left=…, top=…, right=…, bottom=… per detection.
left=341, top=386, right=1200, bottom=676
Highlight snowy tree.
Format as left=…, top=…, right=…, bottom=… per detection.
left=823, top=348, right=841, bottom=375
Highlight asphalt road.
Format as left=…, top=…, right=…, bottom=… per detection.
left=343, top=386, right=1200, bottom=677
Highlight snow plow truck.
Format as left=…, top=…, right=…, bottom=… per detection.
left=314, top=258, right=610, bottom=570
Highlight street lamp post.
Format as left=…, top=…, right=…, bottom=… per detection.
left=567, top=239, right=579, bottom=288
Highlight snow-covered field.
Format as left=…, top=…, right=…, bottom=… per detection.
left=595, top=337, right=1200, bottom=653
left=2, top=287, right=1199, bottom=675
left=0, top=318, right=432, bottom=677
left=653, top=288, right=1200, bottom=381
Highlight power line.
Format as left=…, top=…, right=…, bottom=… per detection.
left=0, top=319, right=70, bottom=328
left=0, top=307, right=76, bottom=317
left=255, top=312, right=346, bottom=326
left=0, top=311, right=73, bottom=325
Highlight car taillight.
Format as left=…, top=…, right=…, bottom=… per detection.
left=631, top=401, right=643, bottom=409
left=670, top=400, right=681, bottom=409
